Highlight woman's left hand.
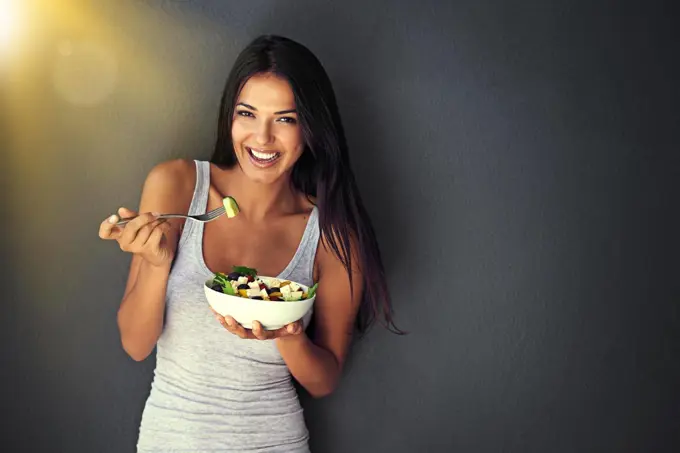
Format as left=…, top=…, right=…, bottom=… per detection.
left=210, top=308, right=303, bottom=340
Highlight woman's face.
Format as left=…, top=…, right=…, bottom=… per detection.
left=231, top=73, right=304, bottom=184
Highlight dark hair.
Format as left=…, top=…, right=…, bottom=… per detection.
left=211, top=35, right=402, bottom=335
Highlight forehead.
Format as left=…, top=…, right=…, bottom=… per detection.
left=236, top=73, right=296, bottom=110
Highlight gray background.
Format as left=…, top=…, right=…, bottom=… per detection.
left=3, top=0, right=679, bottom=452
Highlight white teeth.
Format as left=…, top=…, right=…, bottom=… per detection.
left=250, top=148, right=278, bottom=160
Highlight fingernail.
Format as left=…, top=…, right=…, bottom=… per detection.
left=225, top=318, right=233, bottom=326
left=151, top=212, right=161, bottom=217
left=108, top=215, right=117, bottom=223
left=287, top=325, right=295, bottom=333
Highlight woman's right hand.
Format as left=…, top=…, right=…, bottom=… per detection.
left=98, top=207, right=174, bottom=267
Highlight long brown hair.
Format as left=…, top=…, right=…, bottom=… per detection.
left=211, top=35, right=403, bottom=335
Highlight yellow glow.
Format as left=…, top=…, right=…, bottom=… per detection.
left=7, top=0, right=230, bottom=182
left=0, top=0, right=20, bottom=48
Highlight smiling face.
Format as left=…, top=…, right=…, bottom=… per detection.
left=230, top=73, right=304, bottom=184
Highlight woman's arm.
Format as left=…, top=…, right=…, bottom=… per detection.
left=275, top=235, right=363, bottom=397
left=113, top=160, right=194, bottom=361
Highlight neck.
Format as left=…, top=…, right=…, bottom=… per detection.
left=223, top=165, right=298, bottom=221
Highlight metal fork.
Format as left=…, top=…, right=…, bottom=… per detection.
left=115, top=206, right=225, bottom=226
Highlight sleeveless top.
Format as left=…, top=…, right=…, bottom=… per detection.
left=136, top=160, right=319, bottom=452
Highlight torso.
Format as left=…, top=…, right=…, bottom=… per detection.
left=170, top=160, right=319, bottom=280
left=137, top=159, right=316, bottom=452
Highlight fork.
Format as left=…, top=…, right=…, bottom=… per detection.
left=115, top=206, right=225, bottom=226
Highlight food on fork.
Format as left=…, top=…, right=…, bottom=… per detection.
left=222, top=196, right=240, bottom=218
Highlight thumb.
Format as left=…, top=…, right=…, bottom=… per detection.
left=118, top=207, right=138, bottom=217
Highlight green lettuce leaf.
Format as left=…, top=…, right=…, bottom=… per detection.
left=307, top=282, right=318, bottom=298
left=213, top=272, right=235, bottom=295
left=232, top=265, right=257, bottom=278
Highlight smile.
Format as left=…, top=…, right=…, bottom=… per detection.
left=246, top=147, right=281, bottom=167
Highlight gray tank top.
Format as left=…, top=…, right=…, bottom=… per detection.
left=136, top=160, right=318, bottom=452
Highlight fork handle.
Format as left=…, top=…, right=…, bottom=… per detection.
left=115, top=214, right=190, bottom=226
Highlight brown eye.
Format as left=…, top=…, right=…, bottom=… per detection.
left=236, top=110, right=254, bottom=118
left=277, top=117, right=297, bottom=124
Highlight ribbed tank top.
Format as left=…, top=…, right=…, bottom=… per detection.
left=136, top=160, right=318, bottom=452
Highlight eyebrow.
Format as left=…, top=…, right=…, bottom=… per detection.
left=237, top=102, right=297, bottom=115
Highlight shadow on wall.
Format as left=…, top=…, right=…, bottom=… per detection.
left=293, top=77, right=409, bottom=450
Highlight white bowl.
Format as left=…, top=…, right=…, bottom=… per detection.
left=204, top=276, right=315, bottom=330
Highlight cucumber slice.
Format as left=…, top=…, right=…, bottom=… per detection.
left=222, top=196, right=240, bottom=218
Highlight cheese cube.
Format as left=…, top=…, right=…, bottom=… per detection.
left=280, top=285, right=291, bottom=297
left=260, top=288, right=270, bottom=300
left=248, top=282, right=260, bottom=290
left=247, top=288, right=261, bottom=298
left=238, top=276, right=249, bottom=285
left=289, top=282, right=300, bottom=292
left=289, top=291, right=303, bottom=301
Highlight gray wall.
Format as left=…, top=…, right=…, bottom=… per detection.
left=3, top=0, right=679, bottom=452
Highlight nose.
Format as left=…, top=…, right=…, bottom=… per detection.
left=254, top=120, right=273, bottom=145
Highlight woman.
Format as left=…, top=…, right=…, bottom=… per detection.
left=98, top=35, right=400, bottom=452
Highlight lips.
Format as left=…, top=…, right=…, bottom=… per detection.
left=246, top=146, right=281, bottom=168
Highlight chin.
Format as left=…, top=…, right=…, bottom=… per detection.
left=245, top=170, right=281, bottom=184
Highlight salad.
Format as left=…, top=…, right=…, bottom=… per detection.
left=209, top=265, right=318, bottom=302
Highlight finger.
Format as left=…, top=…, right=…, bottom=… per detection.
left=120, top=212, right=158, bottom=247
left=221, top=315, right=236, bottom=331
left=275, top=321, right=301, bottom=338
left=271, top=326, right=289, bottom=338
left=225, top=316, right=249, bottom=339
left=147, top=220, right=171, bottom=252
left=210, top=307, right=225, bottom=324
left=252, top=321, right=271, bottom=340
left=132, top=219, right=166, bottom=248
left=287, top=321, right=303, bottom=336
left=118, top=207, right=138, bottom=220
left=99, top=214, right=123, bottom=240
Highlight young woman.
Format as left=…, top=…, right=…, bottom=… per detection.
left=98, top=35, right=399, bottom=452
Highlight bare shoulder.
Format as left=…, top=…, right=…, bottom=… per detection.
left=318, top=226, right=360, bottom=269
left=144, top=159, right=195, bottom=191
left=315, top=218, right=362, bottom=294
left=139, top=158, right=196, bottom=214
